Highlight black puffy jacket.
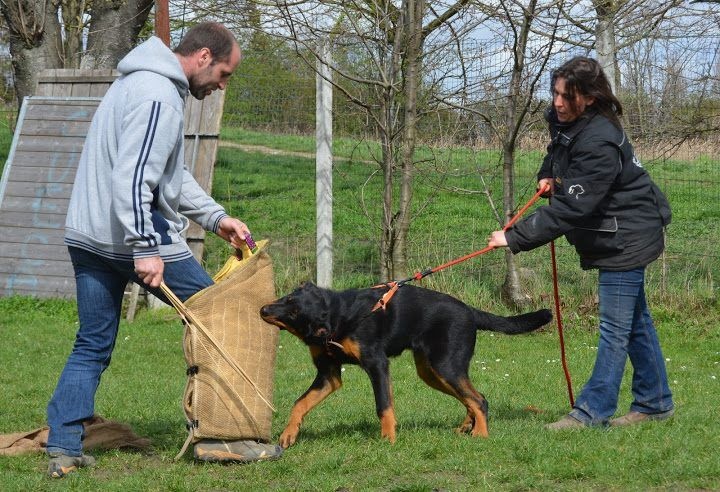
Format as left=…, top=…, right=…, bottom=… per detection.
left=505, top=108, right=671, bottom=271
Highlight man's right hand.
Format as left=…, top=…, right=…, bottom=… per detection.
left=134, top=256, right=164, bottom=288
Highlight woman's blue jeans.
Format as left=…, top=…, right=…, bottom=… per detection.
left=46, top=246, right=214, bottom=456
left=569, top=267, right=674, bottom=426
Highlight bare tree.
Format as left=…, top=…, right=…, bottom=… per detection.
left=553, top=1, right=685, bottom=93
left=493, top=0, right=561, bottom=306
left=263, top=0, right=475, bottom=280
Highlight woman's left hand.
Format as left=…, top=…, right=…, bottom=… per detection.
left=487, top=230, right=508, bottom=248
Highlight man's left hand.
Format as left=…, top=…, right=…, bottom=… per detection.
left=217, top=217, right=251, bottom=249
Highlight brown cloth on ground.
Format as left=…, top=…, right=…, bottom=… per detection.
left=0, top=416, right=151, bottom=456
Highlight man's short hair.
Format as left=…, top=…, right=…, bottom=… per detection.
left=174, top=22, right=237, bottom=64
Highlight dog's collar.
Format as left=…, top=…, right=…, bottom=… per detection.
left=326, top=340, right=344, bottom=350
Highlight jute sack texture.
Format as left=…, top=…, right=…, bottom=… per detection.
left=175, top=240, right=278, bottom=445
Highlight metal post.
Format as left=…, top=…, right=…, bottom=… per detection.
left=316, top=40, right=333, bottom=288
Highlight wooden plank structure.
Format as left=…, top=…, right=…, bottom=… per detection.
left=0, top=97, right=98, bottom=297
left=0, top=69, right=225, bottom=299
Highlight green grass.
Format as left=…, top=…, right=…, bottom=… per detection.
left=0, top=297, right=718, bottom=490
left=1, top=128, right=719, bottom=489
left=212, top=129, right=719, bottom=314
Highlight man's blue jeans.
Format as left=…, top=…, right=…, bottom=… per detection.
left=569, top=267, right=674, bottom=426
left=46, top=246, right=214, bottom=456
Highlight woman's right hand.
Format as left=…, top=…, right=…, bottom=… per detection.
left=538, top=178, right=554, bottom=198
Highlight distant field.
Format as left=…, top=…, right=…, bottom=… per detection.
left=212, top=127, right=719, bottom=315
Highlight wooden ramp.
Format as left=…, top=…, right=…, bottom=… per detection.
left=0, top=97, right=99, bottom=297
left=0, top=69, right=225, bottom=299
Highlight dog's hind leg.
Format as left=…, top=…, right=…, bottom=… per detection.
left=413, top=353, right=489, bottom=438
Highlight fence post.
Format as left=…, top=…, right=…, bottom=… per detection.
left=316, top=39, right=333, bottom=288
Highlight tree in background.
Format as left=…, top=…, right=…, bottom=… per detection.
left=0, top=0, right=154, bottom=108
left=259, top=0, right=477, bottom=281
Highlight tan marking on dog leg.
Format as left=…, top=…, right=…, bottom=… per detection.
left=338, top=338, right=362, bottom=361
left=413, top=353, right=459, bottom=397
left=455, top=411, right=474, bottom=435
left=379, top=407, right=397, bottom=443
left=457, top=378, right=489, bottom=438
left=414, top=354, right=489, bottom=437
left=280, top=369, right=342, bottom=448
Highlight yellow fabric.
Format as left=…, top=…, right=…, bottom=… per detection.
left=211, top=240, right=267, bottom=283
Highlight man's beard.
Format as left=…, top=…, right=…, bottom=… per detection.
left=190, top=85, right=210, bottom=100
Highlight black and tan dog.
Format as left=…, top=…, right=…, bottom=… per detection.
left=260, top=281, right=552, bottom=448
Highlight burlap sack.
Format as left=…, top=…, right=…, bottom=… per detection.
left=162, top=240, right=278, bottom=457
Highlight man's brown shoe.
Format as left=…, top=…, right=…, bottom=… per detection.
left=610, top=409, right=674, bottom=427
left=544, top=414, right=586, bottom=430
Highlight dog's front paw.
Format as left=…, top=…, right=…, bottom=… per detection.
left=278, top=427, right=299, bottom=449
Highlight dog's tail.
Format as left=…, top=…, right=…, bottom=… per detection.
left=474, top=308, right=552, bottom=335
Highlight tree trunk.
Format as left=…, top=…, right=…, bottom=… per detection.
left=500, top=141, right=529, bottom=307
left=379, top=91, right=395, bottom=282
left=60, top=0, right=86, bottom=68
left=500, top=0, right=536, bottom=309
left=594, top=1, right=619, bottom=93
left=3, top=0, right=63, bottom=107
left=81, top=0, right=154, bottom=69
left=392, top=0, right=424, bottom=280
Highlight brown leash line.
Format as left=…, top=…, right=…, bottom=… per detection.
left=370, top=184, right=575, bottom=407
left=372, top=184, right=550, bottom=311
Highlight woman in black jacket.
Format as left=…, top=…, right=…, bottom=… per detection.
left=488, top=56, right=674, bottom=429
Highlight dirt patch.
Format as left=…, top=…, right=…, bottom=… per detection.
left=219, top=141, right=316, bottom=160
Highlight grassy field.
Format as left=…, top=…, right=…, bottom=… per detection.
left=0, top=128, right=719, bottom=490
left=0, top=297, right=718, bottom=491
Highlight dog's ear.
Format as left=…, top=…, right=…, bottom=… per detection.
left=312, top=312, right=331, bottom=337
left=306, top=287, right=331, bottom=337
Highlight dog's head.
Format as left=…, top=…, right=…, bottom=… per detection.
left=260, top=281, right=332, bottom=341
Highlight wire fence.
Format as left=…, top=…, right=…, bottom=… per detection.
left=217, top=38, right=720, bottom=300
left=1, top=36, right=718, bottom=302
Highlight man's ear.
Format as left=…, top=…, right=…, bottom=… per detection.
left=197, top=47, right=212, bottom=68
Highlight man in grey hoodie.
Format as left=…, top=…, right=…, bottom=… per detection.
left=47, top=23, right=282, bottom=478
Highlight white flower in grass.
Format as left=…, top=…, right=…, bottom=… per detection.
left=711, top=375, right=716, bottom=380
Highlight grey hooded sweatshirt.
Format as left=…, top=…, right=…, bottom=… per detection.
left=65, top=36, right=228, bottom=262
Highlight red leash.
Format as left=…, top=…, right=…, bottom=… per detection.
left=550, top=240, right=575, bottom=407
left=371, top=183, right=575, bottom=407
left=372, top=185, right=549, bottom=312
